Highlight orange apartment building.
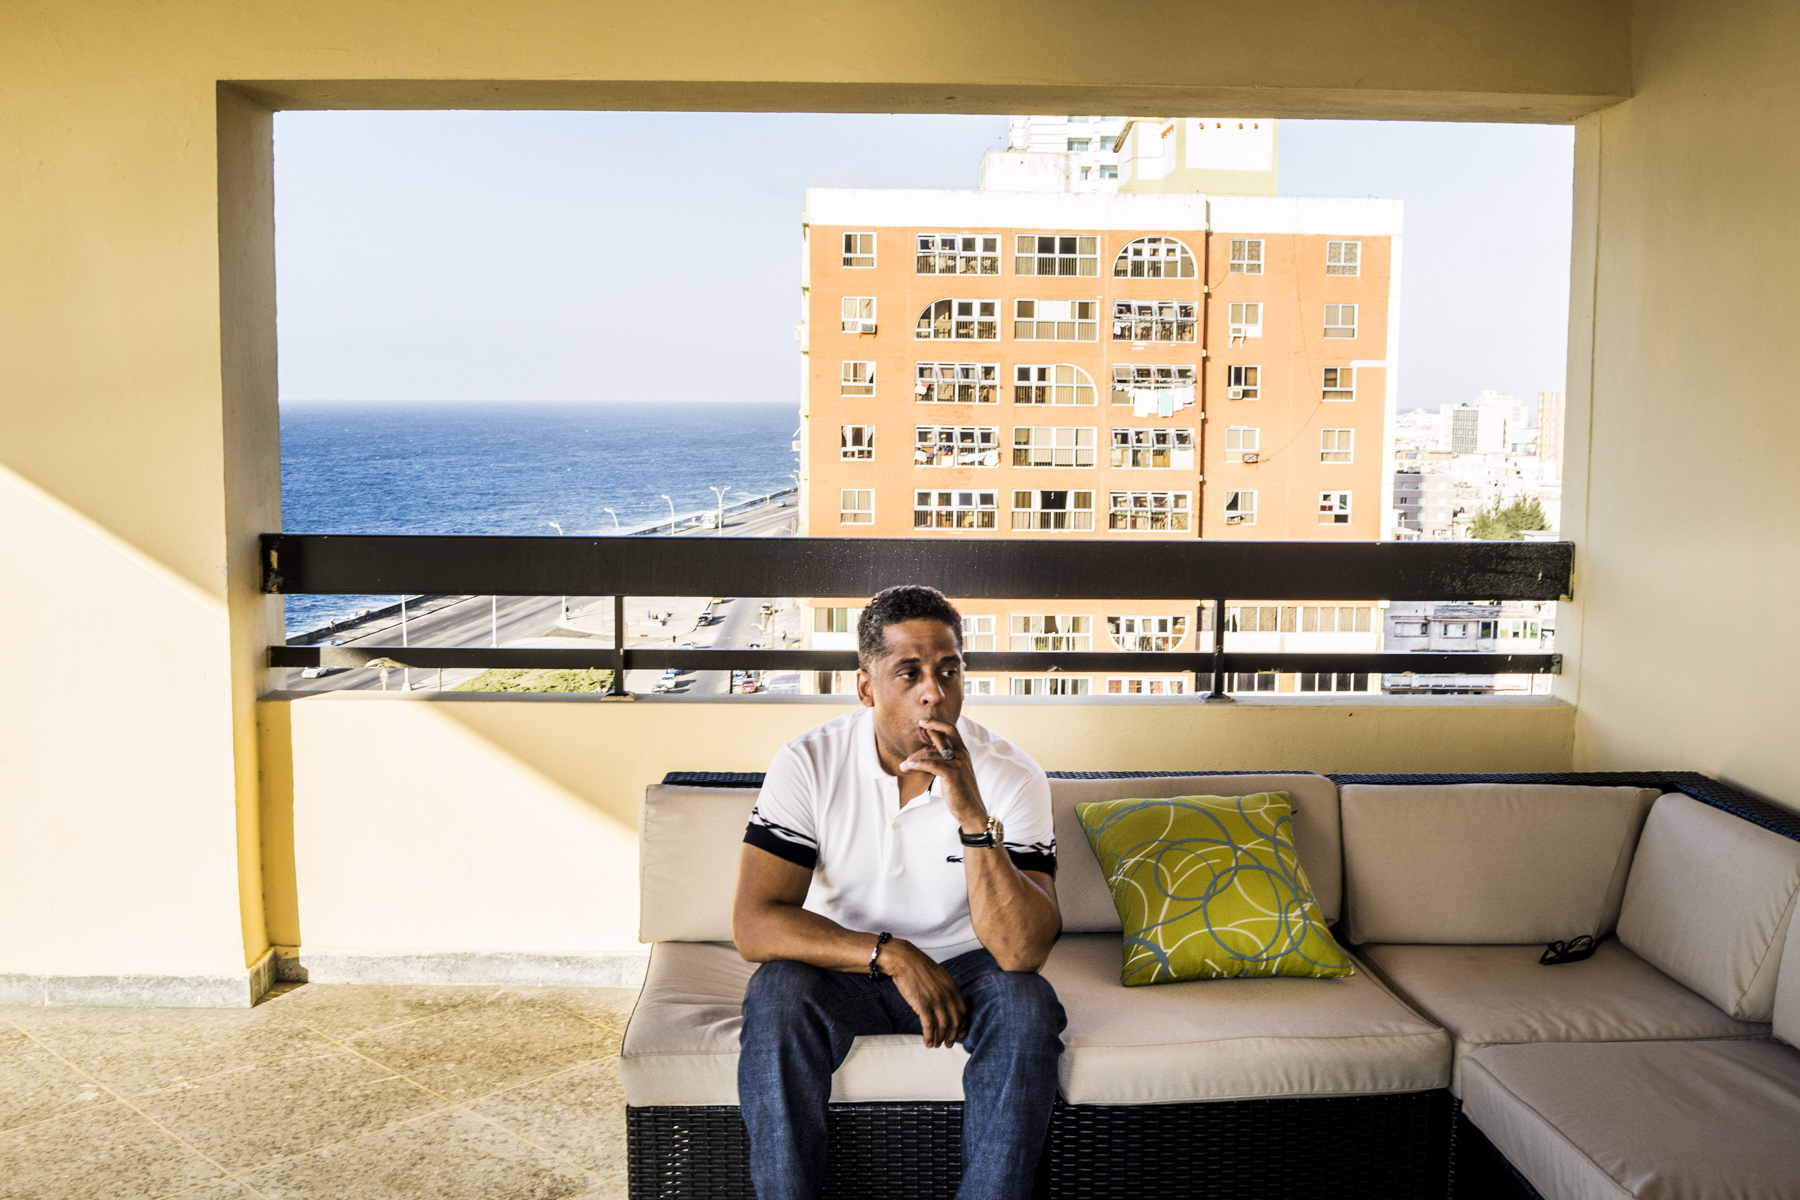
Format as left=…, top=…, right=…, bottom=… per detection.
left=798, top=186, right=1400, bottom=696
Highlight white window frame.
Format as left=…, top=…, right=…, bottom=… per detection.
left=840, top=425, right=875, bottom=460
left=1113, top=235, right=1197, bottom=279
left=1229, top=238, right=1263, bottom=274
left=840, top=296, right=876, bottom=333
left=915, top=233, right=1000, bottom=276
left=840, top=360, right=875, bottom=396
left=1066, top=137, right=1090, bottom=151
left=1324, top=303, right=1358, bottom=339
left=1298, top=606, right=1373, bottom=633
left=841, top=232, right=875, bottom=268
left=914, top=425, right=1000, bottom=468
left=1110, top=365, right=1197, bottom=415
left=1223, top=425, right=1260, bottom=462
left=1443, top=622, right=1473, bottom=639
left=1323, top=366, right=1356, bottom=400
left=1318, top=491, right=1352, bottom=525
left=913, top=488, right=997, bottom=530
left=964, top=676, right=996, bottom=695
left=1226, top=363, right=1260, bottom=399
left=1010, top=676, right=1092, bottom=696
left=1011, top=489, right=1095, bottom=531
left=1097, top=164, right=1118, bottom=180
left=1012, top=426, right=1096, bottom=468
left=1107, top=615, right=1190, bottom=651
left=1012, top=299, right=1098, bottom=341
left=1224, top=490, right=1257, bottom=526
left=1321, top=428, right=1353, bottom=463
left=1110, top=427, right=1194, bottom=469
left=1013, top=364, right=1097, bottom=405
left=839, top=488, right=873, bottom=524
left=1111, top=300, right=1198, bottom=343
left=1010, top=615, right=1092, bottom=651
left=1105, top=676, right=1187, bottom=695
left=1327, top=240, right=1361, bottom=276
left=961, top=614, right=996, bottom=651
left=1393, top=620, right=1428, bottom=637
left=1013, top=234, right=1099, bottom=277
left=1108, top=491, right=1191, bottom=532
left=916, top=362, right=999, bottom=404
left=916, top=298, right=999, bottom=341
left=1228, top=302, right=1263, bottom=338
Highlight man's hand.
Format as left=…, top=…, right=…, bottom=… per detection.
left=897, top=718, right=988, bottom=832
left=882, top=939, right=968, bottom=1048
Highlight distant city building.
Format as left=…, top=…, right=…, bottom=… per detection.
left=1383, top=600, right=1555, bottom=694
left=1392, top=469, right=1461, bottom=539
left=1538, top=389, right=1565, bottom=480
left=980, top=116, right=1278, bottom=196
left=1441, top=403, right=1505, bottom=455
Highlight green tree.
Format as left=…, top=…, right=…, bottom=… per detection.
left=1470, top=496, right=1548, bottom=540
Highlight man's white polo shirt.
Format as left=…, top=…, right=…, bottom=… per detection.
left=744, top=707, right=1055, bottom=963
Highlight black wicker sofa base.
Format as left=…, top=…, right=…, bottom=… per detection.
left=628, top=1091, right=1455, bottom=1200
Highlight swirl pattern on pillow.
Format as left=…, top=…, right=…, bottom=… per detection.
left=1077, top=792, right=1354, bottom=986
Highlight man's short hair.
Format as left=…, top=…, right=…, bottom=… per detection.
left=856, top=585, right=963, bottom=670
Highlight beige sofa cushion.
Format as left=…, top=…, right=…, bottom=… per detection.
left=640, top=786, right=758, bottom=943
left=1052, top=773, right=1342, bottom=930
left=1360, top=940, right=1768, bottom=1093
left=1042, top=934, right=1448, bottom=1104
left=1617, top=793, right=1800, bottom=1022
left=618, top=941, right=969, bottom=1106
left=1777, top=895, right=1800, bottom=1046
left=1339, top=784, right=1660, bottom=945
left=1462, top=1040, right=1800, bottom=1200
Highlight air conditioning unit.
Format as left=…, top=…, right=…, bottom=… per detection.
left=1242, top=452, right=1259, bottom=464
left=1226, top=387, right=1245, bottom=399
left=1229, top=326, right=1248, bottom=339
left=858, top=321, right=877, bottom=334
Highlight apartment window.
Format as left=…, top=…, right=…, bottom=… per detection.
left=965, top=677, right=996, bottom=696
left=1443, top=622, right=1473, bottom=639
left=1111, top=365, right=1196, bottom=415
left=1394, top=620, right=1428, bottom=637
left=1013, top=427, right=1096, bottom=468
left=1014, top=234, right=1099, bottom=276
left=1224, top=490, right=1256, bottom=525
left=1011, top=489, right=1094, bottom=531
left=1298, top=606, right=1374, bottom=633
left=1107, top=615, right=1189, bottom=651
left=839, top=489, right=873, bottom=524
left=815, top=606, right=856, bottom=633
left=914, top=425, right=1000, bottom=468
left=915, top=298, right=998, bottom=340
left=1098, top=136, right=1116, bottom=151
left=1318, top=491, right=1352, bottom=525
left=1321, top=429, right=1353, bottom=463
left=914, top=489, right=997, bottom=529
left=1232, top=673, right=1277, bottom=693
left=1110, top=427, right=1194, bottom=468
left=1327, top=241, right=1361, bottom=276
left=1106, top=677, right=1186, bottom=695
left=1324, top=304, right=1358, bottom=339
left=1011, top=677, right=1091, bottom=696
left=1013, top=299, right=1098, bottom=341
left=1479, top=621, right=1498, bottom=639
left=1299, top=672, right=1370, bottom=693
left=840, top=425, right=875, bottom=460
left=1111, top=300, right=1197, bottom=342
left=840, top=361, right=875, bottom=396
left=1097, top=165, right=1118, bottom=180
left=1010, top=615, right=1091, bottom=651
left=1228, top=302, right=1262, bottom=338
left=841, top=296, right=876, bottom=332
left=1499, top=619, right=1543, bottom=641
left=1323, top=367, right=1355, bottom=400
left=916, top=234, right=999, bottom=275
left=916, top=362, right=999, bottom=403
left=1067, top=138, right=1090, bottom=151
left=842, top=232, right=875, bottom=268
left=1226, top=364, right=1260, bottom=399
left=1224, top=426, right=1259, bottom=461
left=1113, top=235, right=1196, bottom=279
left=1014, top=364, right=1096, bottom=405
left=1079, top=167, right=1090, bottom=180
left=1229, top=238, right=1263, bottom=274
left=1109, top=491, right=1190, bottom=531
left=962, top=615, right=995, bottom=652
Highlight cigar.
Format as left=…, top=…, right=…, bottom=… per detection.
left=922, top=723, right=956, bottom=762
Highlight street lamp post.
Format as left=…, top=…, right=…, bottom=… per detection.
left=604, top=508, right=619, bottom=532
left=709, top=485, right=733, bottom=537
left=661, top=494, right=675, bottom=535
left=547, top=523, right=566, bottom=619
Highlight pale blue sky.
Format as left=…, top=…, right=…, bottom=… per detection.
left=274, top=113, right=1572, bottom=412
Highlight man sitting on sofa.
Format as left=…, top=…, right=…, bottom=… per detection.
left=732, top=584, right=1067, bottom=1200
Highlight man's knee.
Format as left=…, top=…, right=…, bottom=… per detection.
left=742, top=960, right=833, bottom=1030
left=969, top=971, right=1066, bottom=1041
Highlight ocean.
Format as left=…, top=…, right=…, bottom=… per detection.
left=279, top=400, right=800, bottom=634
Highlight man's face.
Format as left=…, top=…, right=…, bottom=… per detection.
left=856, top=618, right=965, bottom=758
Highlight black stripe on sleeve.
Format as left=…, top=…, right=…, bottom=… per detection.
left=1006, top=847, right=1057, bottom=878
left=745, top=824, right=819, bottom=871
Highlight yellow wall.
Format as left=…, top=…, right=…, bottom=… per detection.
left=1561, top=0, right=1800, bottom=810
left=260, top=695, right=1575, bottom=955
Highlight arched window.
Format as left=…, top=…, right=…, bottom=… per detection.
left=915, top=298, right=998, bottom=340
left=1014, top=364, right=1097, bottom=406
left=1113, top=235, right=1196, bottom=279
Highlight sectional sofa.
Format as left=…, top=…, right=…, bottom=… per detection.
left=620, top=771, right=1800, bottom=1199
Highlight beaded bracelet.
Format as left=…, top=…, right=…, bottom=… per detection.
left=868, top=931, right=892, bottom=980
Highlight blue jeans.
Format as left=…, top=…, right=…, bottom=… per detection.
left=738, top=948, right=1066, bottom=1200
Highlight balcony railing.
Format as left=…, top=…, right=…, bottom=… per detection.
left=262, top=535, right=1569, bottom=696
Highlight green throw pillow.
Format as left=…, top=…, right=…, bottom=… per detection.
left=1077, top=792, right=1354, bottom=986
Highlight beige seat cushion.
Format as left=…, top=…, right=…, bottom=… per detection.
left=1617, top=793, right=1800, bottom=1022
left=1775, top=895, right=1800, bottom=1045
left=1360, top=940, right=1768, bottom=1093
left=640, top=785, right=758, bottom=943
left=1052, top=773, right=1343, bottom=930
left=1462, top=1040, right=1800, bottom=1200
left=1042, top=934, right=1448, bottom=1105
left=1339, top=784, right=1661, bottom=945
left=618, top=941, right=969, bottom=1107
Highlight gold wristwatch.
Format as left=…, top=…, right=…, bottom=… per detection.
left=958, top=815, right=1003, bottom=848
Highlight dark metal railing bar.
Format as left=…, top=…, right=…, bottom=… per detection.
left=607, top=593, right=627, bottom=696
left=1205, top=598, right=1229, bottom=700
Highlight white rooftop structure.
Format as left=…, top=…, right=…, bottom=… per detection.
left=980, top=116, right=1279, bottom=196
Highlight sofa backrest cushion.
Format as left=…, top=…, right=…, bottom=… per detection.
left=641, top=785, right=757, bottom=943
left=1617, top=793, right=1800, bottom=1022
left=1775, top=903, right=1800, bottom=1046
left=1339, top=783, right=1661, bottom=945
left=1051, top=773, right=1342, bottom=931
